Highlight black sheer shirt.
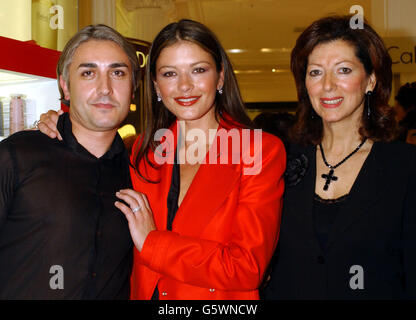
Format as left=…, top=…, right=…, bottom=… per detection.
left=0, top=113, right=133, bottom=299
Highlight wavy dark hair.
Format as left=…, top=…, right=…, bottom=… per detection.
left=132, top=19, right=253, bottom=182
left=290, top=15, right=396, bottom=145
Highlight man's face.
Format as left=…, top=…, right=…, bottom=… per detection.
left=60, top=40, right=133, bottom=133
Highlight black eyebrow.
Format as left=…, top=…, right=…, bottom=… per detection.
left=109, top=63, right=129, bottom=68
left=78, top=63, right=97, bottom=68
left=77, top=62, right=129, bottom=69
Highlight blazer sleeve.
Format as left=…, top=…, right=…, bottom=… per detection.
left=402, top=147, right=416, bottom=298
left=138, top=133, right=286, bottom=291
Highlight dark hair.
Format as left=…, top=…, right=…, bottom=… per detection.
left=253, top=111, right=295, bottom=150
left=290, top=15, right=396, bottom=145
left=401, top=109, right=416, bottom=130
left=132, top=19, right=253, bottom=181
left=57, top=24, right=140, bottom=105
left=395, top=82, right=416, bottom=111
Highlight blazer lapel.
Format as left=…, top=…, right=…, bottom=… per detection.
left=171, top=120, right=242, bottom=237
left=326, top=142, right=385, bottom=250
left=138, top=122, right=178, bottom=231
left=173, top=161, right=240, bottom=237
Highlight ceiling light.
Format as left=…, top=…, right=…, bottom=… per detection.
left=234, top=70, right=262, bottom=74
left=227, top=49, right=245, bottom=54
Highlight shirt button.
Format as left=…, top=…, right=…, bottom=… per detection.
left=161, top=292, right=167, bottom=296
left=317, top=256, right=325, bottom=264
left=209, top=288, right=215, bottom=293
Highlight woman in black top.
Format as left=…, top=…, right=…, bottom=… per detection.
left=263, top=15, right=416, bottom=299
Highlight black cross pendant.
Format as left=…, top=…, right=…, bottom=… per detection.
left=321, top=169, right=338, bottom=191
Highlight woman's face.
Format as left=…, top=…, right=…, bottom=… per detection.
left=305, top=40, right=375, bottom=126
left=153, top=40, right=224, bottom=124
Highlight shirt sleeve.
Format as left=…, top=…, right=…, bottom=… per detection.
left=139, top=133, right=286, bottom=291
left=0, top=140, right=16, bottom=229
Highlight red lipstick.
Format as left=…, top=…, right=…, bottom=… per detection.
left=320, top=97, right=343, bottom=108
left=174, top=96, right=201, bottom=106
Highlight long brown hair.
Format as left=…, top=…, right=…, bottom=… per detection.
left=290, top=15, right=396, bottom=145
left=132, top=19, right=253, bottom=182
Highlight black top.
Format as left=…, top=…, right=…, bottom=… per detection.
left=313, top=193, right=348, bottom=251
left=152, top=153, right=180, bottom=300
left=0, top=113, right=133, bottom=299
left=167, top=154, right=180, bottom=231
left=264, top=141, right=416, bottom=299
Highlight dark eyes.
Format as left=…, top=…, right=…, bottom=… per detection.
left=339, top=67, right=352, bottom=74
left=81, top=70, right=93, bottom=77
left=307, top=67, right=352, bottom=77
left=193, top=67, right=206, bottom=73
left=80, top=70, right=126, bottom=78
left=113, top=70, right=126, bottom=77
left=308, top=69, right=321, bottom=77
left=162, top=67, right=207, bottom=77
left=162, top=71, right=176, bottom=77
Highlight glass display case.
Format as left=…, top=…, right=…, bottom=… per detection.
left=0, top=35, right=61, bottom=141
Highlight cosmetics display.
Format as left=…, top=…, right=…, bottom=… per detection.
left=9, top=94, right=25, bottom=134
left=0, top=97, right=4, bottom=136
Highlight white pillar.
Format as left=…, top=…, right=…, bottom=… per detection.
left=92, top=0, right=116, bottom=28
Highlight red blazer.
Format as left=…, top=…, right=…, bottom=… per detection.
left=129, top=118, right=286, bottom=300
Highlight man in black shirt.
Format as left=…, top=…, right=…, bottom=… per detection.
left=0, top=25, right=140, bottom=299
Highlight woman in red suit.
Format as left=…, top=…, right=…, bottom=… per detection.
left=114, top=19, right=285, bottom=300
left=37, top=19, right=285, bottom=300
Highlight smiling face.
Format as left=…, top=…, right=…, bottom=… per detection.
left=60, top=40, right=133, bottom=133
left=153, top=41, right=224, bottom=125
left=305, top=40, right=376, bottom=126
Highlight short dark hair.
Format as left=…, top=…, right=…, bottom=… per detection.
left=253, top=112, right=295, bottom=150
left=290, top=15, right=396, bottom=145
left=395, top=82, right=416, bottom=111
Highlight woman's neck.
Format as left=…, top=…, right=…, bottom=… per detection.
left=177, top=108, right=220, bottom=148
left=320, top=120, right=365, bottom=156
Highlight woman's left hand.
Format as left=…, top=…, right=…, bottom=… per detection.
left=115, top=189, right=156, bottom=251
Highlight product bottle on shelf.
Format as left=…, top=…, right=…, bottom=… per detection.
left=9, top=94, right=25, bottom=134
left=0, top=97, right=4, bottom=136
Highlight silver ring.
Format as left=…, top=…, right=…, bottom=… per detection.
left=131, top=206, right=140, bottom=213
left=33, top=120, right=42, bottom=130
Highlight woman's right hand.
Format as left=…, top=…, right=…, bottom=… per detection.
left=38, top=109, right=64, bottom=140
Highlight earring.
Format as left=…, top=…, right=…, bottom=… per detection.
left=218, top=88, right=223, bottom=95
left=157, top=94, right=162, bottom=102
left=365, top=91, right=372, bottom=117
